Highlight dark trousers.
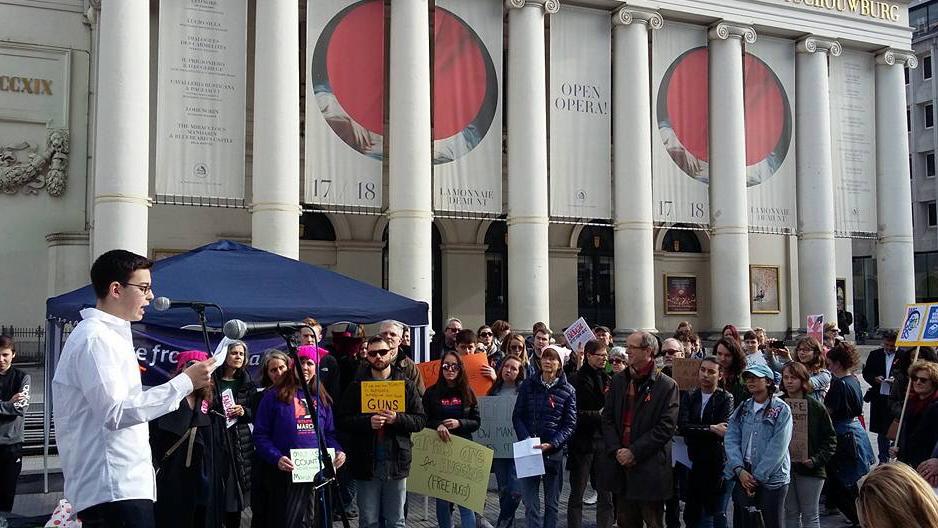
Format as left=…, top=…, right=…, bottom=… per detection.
left=825, top=479, right=860, bottom=525
left=0, top=443, right=22, bottom=512
left=616, top=497, right=664, bottom=528
left=566, top=450, right=613, bottom=528
left=77, top=499, right=155, bottom=528
left=665, top=464, right=688, bottom=528
left=731, top=482, right=788, bottom=528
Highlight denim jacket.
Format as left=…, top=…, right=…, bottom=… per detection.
left=723, top=395, right=792, bottom=490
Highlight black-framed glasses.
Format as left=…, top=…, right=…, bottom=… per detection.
left=914, top=376, right=932, bottom=384
left=367, top=348, right=392, bottom=358
left=441, top=363, right=461, bottom=372
left=121, top=282, right=151, bottom=295
left=479, top=332, right=493, bottom=337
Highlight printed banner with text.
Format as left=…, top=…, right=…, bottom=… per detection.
left=305, top=0, right=384, bottom=208
left=549, top=6, right=612, bottom=219
left=830, top=50, right=878, bottom=237
left=155, top=0, right=247, bottom=201
left=432, top=0, right=503, bottom=214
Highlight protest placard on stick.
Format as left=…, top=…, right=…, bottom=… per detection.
left=407, top=428, right=494, bottom=513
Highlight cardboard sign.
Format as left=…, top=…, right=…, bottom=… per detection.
left=361, top=380, right=406, bottom=413
left=473, top=395, right=517, bottom=458
left=563, top=317, right=596, bottom=352
left=417, top=353, right=494, bottom=397
left=407, top=428, right=494, bottom=513
left=671, top=358, right=702, bottom=391
left=220, top=388, right=237, bottom=428
left=290, top=448, right=335, bottom=483
left=807, top=314, right=824, bottom=343
left=789, top=398, right=809, bottom=462
left=898, top=303, right=936, bottom=346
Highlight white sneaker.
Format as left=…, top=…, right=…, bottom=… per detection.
left=583, top=487, right=598, bottom=505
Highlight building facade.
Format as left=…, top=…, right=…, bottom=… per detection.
left=0, top=0, right=916, bottom=338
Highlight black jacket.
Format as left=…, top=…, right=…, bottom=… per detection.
left=569, top=362, right=610, bottom=453
left=861, top=347, right=897, bottom=433
left=678, top=388, right=733, bottom=483
left=599, top=368, right=680, bottom=500
left=212, top=368, right=256, bottom=500
left=898, top=398, right=938, bottom=468
left=422, top=383, right=480, bottom=440
left=336, top=369, right=426, bottom=480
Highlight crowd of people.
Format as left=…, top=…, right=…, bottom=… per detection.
left=4, top=249, right=938, bottom=528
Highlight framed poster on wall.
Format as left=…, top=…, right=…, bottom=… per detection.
left=750, top=265, right=780, bottom=314
left=836, top=278, right=847, bottom=309
left=664, top=274, right=698, bottom=315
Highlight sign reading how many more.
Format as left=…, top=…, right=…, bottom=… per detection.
left=473, top=395, right=517, bottom=458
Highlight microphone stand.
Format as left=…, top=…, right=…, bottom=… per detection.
left=278, top=326, right=351, bottom=528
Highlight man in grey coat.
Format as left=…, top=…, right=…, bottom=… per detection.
left=600, top=331, right=680, bottom=528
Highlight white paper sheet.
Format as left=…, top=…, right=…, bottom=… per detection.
left=672, top=436, right=693, bottom=469
left=513, top=437, right=545, bottom=478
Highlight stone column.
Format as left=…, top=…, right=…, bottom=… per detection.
left=612, top=7, right=661, bottom=334
left=251, top=0, right=300, bottom=259
left=708, top=22, right=756, bottom=331
left=875, top=49, right=918, bottom=329
left=506, top=0, right=557, bottom=330
left=46, top=233, right=90, bottom=297
left=387, top=0, right=433, bottom=309
left=796, top=37, right=842, bottom=326
left=91, top=0, right=150, bottom=258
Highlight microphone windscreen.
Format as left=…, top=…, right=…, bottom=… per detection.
left=223, top=319, right=248, bottom=340
left=153, top=297, right=172, bottom=312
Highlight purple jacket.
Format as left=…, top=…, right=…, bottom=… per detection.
left=253, top=389, right=342, bottom=466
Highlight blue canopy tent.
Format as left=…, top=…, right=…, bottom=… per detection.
left=40, top=240, right=430, bottom=490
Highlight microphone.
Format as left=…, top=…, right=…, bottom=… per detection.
left=223, top=319, right=311, bottom=340
left=152, top=297, right=219, bottom=312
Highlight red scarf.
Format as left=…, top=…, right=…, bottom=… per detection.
left=908, top=389, right=938, bottom=416
left=621, top=359, right=655, bottom=447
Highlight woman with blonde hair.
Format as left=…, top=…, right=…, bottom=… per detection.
left=857, top=462, right=938, bottom=528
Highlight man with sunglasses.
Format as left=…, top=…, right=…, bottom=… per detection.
left=52, top=250, right=215, bottom=527
left=430, top=317, right=462, bottom=361
left=338, top=336, right=426, bottom=528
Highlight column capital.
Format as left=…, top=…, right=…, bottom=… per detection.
left=505, top=0, right=560, bottom=14
left=708, top=22, right=756, bottom=44
left=875, top=48, right=918, bottom=69
left=613, top=7, right=663, bottom=30
left=796, top=36, right=842, bottom=56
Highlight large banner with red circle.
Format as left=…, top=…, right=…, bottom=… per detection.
left=549, top=6, right=612, bottom=220
left=305, top=0, right=385, bottom=209
left=432, top=0, right=503, bottom=215
left=651, top=23, right=797, bottom=232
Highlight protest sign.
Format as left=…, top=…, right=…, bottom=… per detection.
left=418, top=354, right=494, bottom=397
left=807, top=314, right=824, bottom=343
left=408, top=428, right=494, bottom=513
left=361, top=380, right=406, bottom=413
left=789, top=398, right=809, bottom=462
left=672, top=358, right=702, bottom=391
left=290, top=448, right=335, bottom=483
left=220, top=388, right=237, bottom=428
left=513, top=437, right=545, bottom=478
left=898, top=303, right=932, bottom=346
left=473, top=395, right=518, bottom=458
left=563, top=317, right=597, bottom=352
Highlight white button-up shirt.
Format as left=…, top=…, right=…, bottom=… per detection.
left=52, top=308, right=193, bottom=512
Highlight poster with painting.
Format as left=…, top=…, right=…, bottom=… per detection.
left=750, top=265, right=780, bottom=314
left=665, top=274, right=697, bottom=315
left=836, top=278, right=847, bottom=310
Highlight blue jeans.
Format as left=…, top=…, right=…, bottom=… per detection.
left=356, top=476, right=407, bottom=528
left=436, top=498, right=475, bottom=528
left=492, top=459, right=522, bottom=528
left=520, top=455, right=564, bottom=528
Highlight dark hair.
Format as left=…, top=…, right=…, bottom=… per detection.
left=533, top=321, right=548, bottom=334
left=455, top=329, right=478, bottom=346
left=701, top=354, right=721, bottom=369
left=743, top=330, right=758, bottom=341
left=90, top=249, right=153, bottom=299
left=593, top=326, right=611, bottom=335
left=436, top=351, right=477, bottom=406
left=477, top=325, right=492, bottom=335
left=827, top=341, right=861, bottom=371
left=882, top=329, right=899, bottom=341
left=488, top=354, right=526, bottom=395
left=781, top=361, right=813, bottom=397
left=715, top=337, right=747, bottom=378
left=275, top=355, right=333, bottom=407
left=795, top=336, right=826, bottom=372
left=584, top=339, right=607, bottom=356
left=490, top=320, right=511, bottom=336
left=0, top=335, right=14, bottom=353
left=722, top=324, right=741, bottom=344
left=259, top=349, right=290, bottom=388
left=673, top=328, right=693, bottom=343
left=367, top=335, right=391, bottom=348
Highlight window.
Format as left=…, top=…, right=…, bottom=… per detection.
left=926, top=56, right=933, bottom=80
left=928, top=152, right=936, bottom=177
left=930, top=202, right=937, bottom=227
left=926, top=103, right=934, bottom=129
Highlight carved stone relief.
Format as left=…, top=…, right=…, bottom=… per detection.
left=0, top=129, right=70, bottom=196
